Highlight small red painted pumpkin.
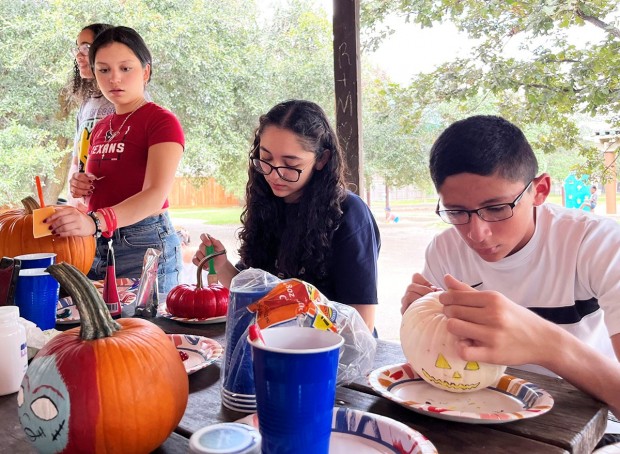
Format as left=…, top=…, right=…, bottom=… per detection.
left=400, top=291, right=506, bottom=393
left=18, top=263, right=188, bottom=453
left=166, top=252, right=229, bottom=319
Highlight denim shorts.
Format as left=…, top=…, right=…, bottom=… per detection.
left=87, top=212, right=182, bottom=294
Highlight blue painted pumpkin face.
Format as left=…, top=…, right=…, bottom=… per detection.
left=17, top=355, right=70, bottom=453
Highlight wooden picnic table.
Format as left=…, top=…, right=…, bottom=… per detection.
left=1, top=309, right=608, bottom=453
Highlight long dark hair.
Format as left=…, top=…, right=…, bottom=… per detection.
left=63, top=23, right=113, bottom=107
left=238, top=100, right=347, bottom=281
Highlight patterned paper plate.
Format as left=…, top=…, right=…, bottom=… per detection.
left=237, top=406, right=437, bottom=453
left=56, top=278, right=140, bottom=325
left=167, top=334, right=223, bottom=375
left=158, top=304, right=226, bottom=325
left=369, top=363, right=554, bottom=424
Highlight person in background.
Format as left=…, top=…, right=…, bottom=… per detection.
left=400, top=115, right=620, bottom=446
left=580, top=184, right=599, bottom=212
left=62, top=23, right=115, bottom=209
left=192, top=100, right=380, bottom=333
left=46, top=26, right=184, bottom=293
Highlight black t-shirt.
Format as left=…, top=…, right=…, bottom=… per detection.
left=238, top=191, right=381, bottom=307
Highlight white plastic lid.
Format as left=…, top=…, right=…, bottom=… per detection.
left=18, top=268, right=50, bottom=277
left=189, top=423, right=261, bottom=454
left=0, top=306, right=19, bottom=321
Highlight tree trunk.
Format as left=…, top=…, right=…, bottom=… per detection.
left=46, top=135, right=72, bottom=204
left=385, top=182, right=390, bottom=210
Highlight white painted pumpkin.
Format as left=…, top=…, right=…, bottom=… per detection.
left=400, top=291, right=506, bottom=393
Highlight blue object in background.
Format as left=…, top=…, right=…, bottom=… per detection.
left=563, top=174, right=590, bottom=209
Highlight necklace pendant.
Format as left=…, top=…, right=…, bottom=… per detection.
left=105, top=130, right=115, bottom=142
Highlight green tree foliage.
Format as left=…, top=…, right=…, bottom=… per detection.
left=362, top=70, right=434, bottom=196
left=0, top=0, right=334, bottom=206
left=361, top=0, right=620, bottom=181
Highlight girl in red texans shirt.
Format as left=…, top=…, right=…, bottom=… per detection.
left=46, top=26, right=184, bottom=293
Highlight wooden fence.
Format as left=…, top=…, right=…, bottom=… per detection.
left=168, top=177, right=241, bottom=208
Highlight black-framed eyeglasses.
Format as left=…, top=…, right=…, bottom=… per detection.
left=71, top=43, right=90, bottom=57
left=251, top=158, right=303, bottom=183
left=436, top=180, right=534, bottom=225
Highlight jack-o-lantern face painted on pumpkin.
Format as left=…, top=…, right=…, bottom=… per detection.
left=401, top=292, right=506, bottom=393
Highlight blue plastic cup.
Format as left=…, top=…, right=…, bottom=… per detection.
left=221, top=286, right=273, bottom=412
left=14, top=268, right=60, bottom=330
left=249, top=326, right=344, bottom=454
left=14, top=253, right=56, bottom=270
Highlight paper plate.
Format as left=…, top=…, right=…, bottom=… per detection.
left=237, top=407, right=437, bottom=453
left=92, top=278, right=141, bottom=304
left=55, top=297, right=80, bottom=324
left=167, top=334, right=223, bottom=375
left=158, top=304, right=226, bottom=325
left=56, top=279, right=140, bottom=325
left=369, top=363, right=554, bottom=424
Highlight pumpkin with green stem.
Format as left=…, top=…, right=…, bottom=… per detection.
left=18, top=262, right=188, bottom=453
left=166, top=251, right=229, bottom=319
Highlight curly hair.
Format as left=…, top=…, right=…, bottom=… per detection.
left=61, top=23, right=113, bottom=109
left=238, top=100, right=347, bottom=282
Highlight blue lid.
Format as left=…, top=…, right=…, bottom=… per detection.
left=189, top=423, right=261, bottom=454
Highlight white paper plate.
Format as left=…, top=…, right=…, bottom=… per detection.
left=237, top=407, right=437, bottom=453
left=167, top=334, right=223, bottom=375
left=158, top=304, right=226, bottom=325
left=369, top=363, right=554, bottom=424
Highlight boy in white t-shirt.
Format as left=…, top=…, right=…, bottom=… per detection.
left=400, top=115, right=620, bottom=446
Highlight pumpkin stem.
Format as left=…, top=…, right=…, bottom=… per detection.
left=21, top=196, right=40, bottom=214
left=47, top=262, right=121, bottom=340
left=195, top=250, right=227, bottom=288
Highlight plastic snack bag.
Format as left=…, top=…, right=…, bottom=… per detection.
left=221, top=268, right=376, bottom=400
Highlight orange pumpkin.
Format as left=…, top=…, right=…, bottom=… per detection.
left=0, top=197, right=95, bottom=274
left=19, top=263, right=189, bottom=453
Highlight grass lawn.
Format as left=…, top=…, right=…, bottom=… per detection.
left=169, top=207, right=243, bottom=225
left=170, top=193, right=620, bottom=227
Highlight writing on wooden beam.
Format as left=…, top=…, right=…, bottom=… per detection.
left=333, top=0, right=362, bottom=194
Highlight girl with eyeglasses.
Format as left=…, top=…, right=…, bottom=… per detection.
left=193, top=100, right=380, bottom=333
left=61, top=23, right=115, bottom=209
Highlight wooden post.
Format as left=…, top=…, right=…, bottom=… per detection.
left=603, top=147, right=617, bottom=215
left=333, top=0, right=363, bottom=195
left=596, top=132, right=619, bottom=215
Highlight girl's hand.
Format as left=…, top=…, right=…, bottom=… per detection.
left=70, top=172, right=98, bottom=198
left=192, top=233, right=229, bottom=272
left=45, top=206, right=96, bottom=237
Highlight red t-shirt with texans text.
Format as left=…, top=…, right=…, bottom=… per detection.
left=86, top=102, right=185, bottom=211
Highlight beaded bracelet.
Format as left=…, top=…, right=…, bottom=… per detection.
left=86, top=211, right=102, bottom=238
